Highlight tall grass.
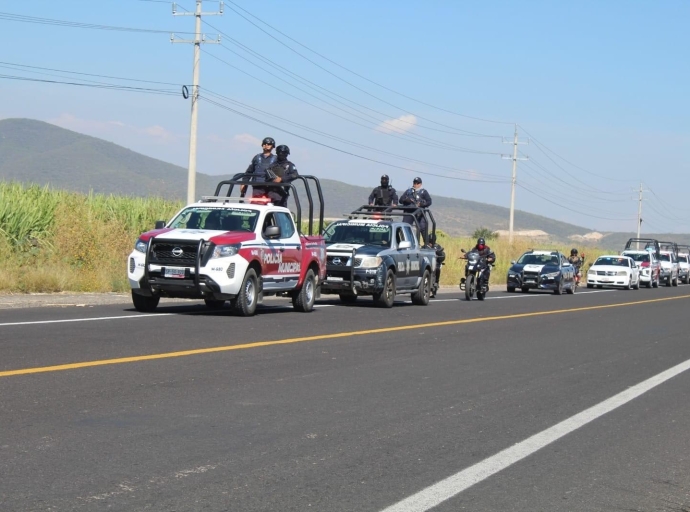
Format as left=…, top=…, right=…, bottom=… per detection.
left=0, top=182, right=608, bottom=293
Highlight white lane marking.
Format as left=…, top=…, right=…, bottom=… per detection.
left=380, top=357, right=690, bottom=512
left=0, top=313, right=173, bottom=327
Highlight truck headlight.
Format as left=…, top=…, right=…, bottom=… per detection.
left=211, top=244, right=241, bottom=259
left=134, top=238, right=147, bottom=253
left=358, top=256, right=382, bottom=268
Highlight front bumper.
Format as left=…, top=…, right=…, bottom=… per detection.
left=587, top=274, right=630, bottom=287
left=507, top=273, right=561, bottom=290
left=128, top=250, right=248, bottom=299
left=321, top=264, right=385, bottom=295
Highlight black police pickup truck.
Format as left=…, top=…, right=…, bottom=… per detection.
left=320, top=206, right=437, bottom=307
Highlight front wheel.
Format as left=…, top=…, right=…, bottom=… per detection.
left=554, top=278, right=563, bottom=295
left=293, top=269, right=316, bottom=312
left=465, top=274, right=475, bottom=301
left=374, top=269, right=396, bottom=308
left=411, top=270, right=431, bottom=305
left=132, top=291, right=159, bottom=312
left=234, top=269, right=259, bottom=316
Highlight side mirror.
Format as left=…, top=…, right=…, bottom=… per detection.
left=510, top=260, right=516, bottom=264
left=398, top=241, right=412, bottom=250
left=264, top=225, right=281, bottom=239
left=461, top=248, right=466, bottom=253
left=154, top=220, right=166, bottom=229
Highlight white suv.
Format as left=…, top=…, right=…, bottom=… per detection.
left=658, top=251, right=679, bottom=287
left=621, top=250, right=660, bottom=288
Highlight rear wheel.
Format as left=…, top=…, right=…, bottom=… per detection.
left=293, top=269, right=316, bottom=312
left=666, top=276, right=672, bottom=287
left=132, top=292, right=160, bottom=313
left=465, top=274, right=475, bottom=301
left=374, top=269, right=395, bottom=308
left=673, top=275, right=679, bottom=287
left=338, top=292, right=358, bottom=304
left=204, top=299, right=225, bottom=310
left=411, top=270, right=431, bottom=305
left=653, top=274, right=659, bottom=288
left=234, top=269, right=259, bottom=316
left=567, top=280, right=575, bottom=294
left=554, top=278, right=563, bottom=295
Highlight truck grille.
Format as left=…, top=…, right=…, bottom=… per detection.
left=596, top=270, right=616, bottom=276
left=327, top=256, right=362, bottom=267
left=150, top=241, right=198, bottom=265
left=523, top=271, right=539, bottom=280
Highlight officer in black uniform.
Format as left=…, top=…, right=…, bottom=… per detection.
left=368, top=174, right=398, bottom=207
left=266, top=144, right=299, bottom=207
left=243, top=136, right=277, bottom=198
left=399, top=177, right=432, bottom=244
left=426, top=233, right=446, bottom=298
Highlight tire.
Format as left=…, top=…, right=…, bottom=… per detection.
left=633, top=278, right=640, bottom=290
left=374, top=269, right=396, bottom=308
left=507, top=286, right=516, bottom=293
left=566, top=281, right=575, bottom=294
left=338, top=292, right=358, bottom=304
left=411, top=270, right=431, bottom=305
left=521, top=287, right=530, bottom=293
left=465, top=274, right=475, bottom=301
left=293, top=269, right=316, bottom=312
left=234, top=269, right=259, bottom=316
left=666, top=276, right=672, bottom=287
left=204, top=299, right=225, bottom=310
left=673, top=275, right=679, bottom=287
left=586, top=284, right=593, bottom=289
left=653, top=275, right=659, bottom=288
left=131, top=291, right=160, bottom=312
left=554, top=278, right=563, bottom=295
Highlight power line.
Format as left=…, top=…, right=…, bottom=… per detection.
left=201, top=96, right=509, bottom=184
left=220, top=3, right=511, bottom=135
left=224, top=0, right=514, bottom=126
left=200, top=89, right=508, bottom=182
left=0, top=73, right=178, bottom=96
left=0, top=11, right=194, bottom=34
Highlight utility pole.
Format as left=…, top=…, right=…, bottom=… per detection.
left=171, top=1, right=223, bottom=204
left=502, top=125, right=529, bottom=245
left=635, top=182, right=646, bottom=239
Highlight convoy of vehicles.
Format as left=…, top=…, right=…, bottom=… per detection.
left=505, top=250, right=576, bottom=294
left=129, top=185, right=688, bottom=314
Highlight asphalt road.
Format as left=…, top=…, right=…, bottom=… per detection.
left=1, top=285, right=690, bottom=511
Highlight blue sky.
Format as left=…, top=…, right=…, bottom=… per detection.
left=1, top=0, right=689, bottom=233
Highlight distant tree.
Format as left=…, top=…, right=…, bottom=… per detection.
left=472, top=227, right=499, bottom=240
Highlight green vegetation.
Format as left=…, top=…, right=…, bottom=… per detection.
left=0, top=183, right=610, bottom=293
left=0, top=182, right=181, bottom=292
left=471, top=226, right=499, bottom=240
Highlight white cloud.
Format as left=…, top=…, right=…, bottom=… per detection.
left=48, top=113, right=178, bottom=145
left=376, top=114, right=417, bottom=134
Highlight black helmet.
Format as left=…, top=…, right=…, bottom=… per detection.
left=571, top=248, right=578, bottom=256
left=380, top=174, right=390, bottom=187
left=477, top=237, right=486, bottom=249
left=413, top=176, right=422, bottom=185
left=262, top=137, right=275, bottom=147
left=276, top=144, right=290, bottom=155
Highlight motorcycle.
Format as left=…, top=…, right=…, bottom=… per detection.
left=459, top=249, right=490, bottom=301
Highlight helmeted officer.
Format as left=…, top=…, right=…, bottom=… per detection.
left=368, top=174, right=398, bottom=207
left=468, top=237, right=496, bottom=289
left=399, top=177, right=432, bottom=244
left=243, top=136, right=277, bottom=198
left=267, top=144, right=299, bottom=207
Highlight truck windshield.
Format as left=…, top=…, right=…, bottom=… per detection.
left=624, top=253, right=649, bottom=262
left=323, top=223, right=391, bottom=246
left=658, top=254, right=671, bottom=262
left=169, top=207, right=260, bottom=232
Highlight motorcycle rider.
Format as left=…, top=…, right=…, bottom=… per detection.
left=368, top=174, right=398, bottom=207
left=467, top=237, right=496, bottom=289
left=400, top=177, right=432, bottom=244
left=426, top=233, right=445, bottom=298
left=242, top=136, right=277, bottom=198
left=267, top=144, right=299, bottom=207
left=568, top=248, right=585, bottom=282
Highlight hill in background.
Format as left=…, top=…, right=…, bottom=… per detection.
left=3, top=117, right=687, bottom=247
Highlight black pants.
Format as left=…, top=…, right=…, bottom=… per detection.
left=403, top=215, right=427, bottom=245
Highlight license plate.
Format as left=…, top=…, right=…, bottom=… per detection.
left=602, top=278, right=612, bottom=283
left=327, top=277, right=343, bottom=282
left=164, top=267, right=186, bottom=278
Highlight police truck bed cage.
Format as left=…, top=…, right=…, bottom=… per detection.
left=210, top=173, right=324, bottom=236
left=624, top=238, right=661, bottom=258
left=658, top=241, right=679, bottom=257
left=677, top=244, right=690, bottom=255
left=347, top=205, right=436, bottom=238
